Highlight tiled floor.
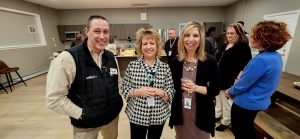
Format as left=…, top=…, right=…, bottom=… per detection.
left=0, top=74, right=234, bottom=139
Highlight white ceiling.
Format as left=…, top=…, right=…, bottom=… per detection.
left=24, top=0, right=238, bottom=9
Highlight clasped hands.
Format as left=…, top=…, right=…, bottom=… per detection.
left=224, top=89, right=232, bottom=99
left=181, top=79, right=207, bottom=95
left=134, top=87, right=168, bottom=101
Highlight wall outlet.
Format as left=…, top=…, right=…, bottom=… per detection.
left=52, top=37, right=56, bottom=41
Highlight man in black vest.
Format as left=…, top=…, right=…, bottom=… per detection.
left=164, top=28, right=179, bottom=65
left=46, top=15, right=123, bottom=139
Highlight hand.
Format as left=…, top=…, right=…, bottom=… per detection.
left=153, top=88, right=169, bottom=102
left=234, top=78, right=239, bottom=84
left=234, top=71, right=243, bottom=84
left=224, top=90, right=232, bottom=99
left=135, top=87, right=156, bottom=97
left=181, top=79, right=196, bottom=93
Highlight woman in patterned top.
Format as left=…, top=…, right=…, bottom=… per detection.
left=120, top=27, right=175, bottom=139
left=169, top=21, right=220, bottom=139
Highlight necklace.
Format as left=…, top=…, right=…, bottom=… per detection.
left=183, top=61, right=197, bottom=72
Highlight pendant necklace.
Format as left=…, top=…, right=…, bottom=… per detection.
left=183, top=61, right=197, bottom=72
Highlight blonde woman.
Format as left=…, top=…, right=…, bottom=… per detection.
left=169, top=21, right=220, bottom=139
left=120, top=27, right=175, bottom=139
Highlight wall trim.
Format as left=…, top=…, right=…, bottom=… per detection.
left=0, top=44, right=47, bottom=51
left=0, top=7, right=47, bottom=50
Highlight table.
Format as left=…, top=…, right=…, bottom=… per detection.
left=277, top=72, right=300, bottom=101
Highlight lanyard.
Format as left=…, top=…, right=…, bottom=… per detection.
left=142, top=59, right=157, bottom=86
left=169, top=37, right=177, bottom=49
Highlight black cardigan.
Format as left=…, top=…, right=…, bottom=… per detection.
left=169, top=54, right=220, bottom=136
left=216, top=42, right=252, bottom=89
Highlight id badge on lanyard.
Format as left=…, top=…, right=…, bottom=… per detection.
left=147, top=97, right=155, bottom=106
left=183, top=93, right=192, bottom=109
left=168, top=51, right=172, bottom=56
left=143, top=59, right=157, bottom=107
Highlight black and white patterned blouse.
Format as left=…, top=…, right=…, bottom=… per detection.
left=120, top=58, right=175, bottom=126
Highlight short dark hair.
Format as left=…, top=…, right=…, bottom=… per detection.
left=86, top=15, right=107, bottom=29
left=109, top=38, right=114, bottom=44
left=205, top=26, right=216, bottom=36
left=251, top=20, right=291, bottom=51
left=168, top=28, right=176, bottom=31
left=237, top=21, right=245, bottom=26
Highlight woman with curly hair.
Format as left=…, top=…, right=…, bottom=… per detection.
left=225, top=20, right=292, bottom=139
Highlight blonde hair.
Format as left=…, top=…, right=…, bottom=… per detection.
left=178, top=21, right=206, bottom=62
left=135, top=27, right=163, bottom=59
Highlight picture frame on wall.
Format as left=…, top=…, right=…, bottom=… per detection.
left=179, top=23, right=187, bottom=34
left=28, top=25, right=36, bottom=33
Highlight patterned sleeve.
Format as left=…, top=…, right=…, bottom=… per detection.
left=163, top=64, right=176, bottom=104
left=120, top=62, right=134, bottom=102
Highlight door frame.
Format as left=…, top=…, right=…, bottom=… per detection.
left=263, top=10, right=300, bottom=71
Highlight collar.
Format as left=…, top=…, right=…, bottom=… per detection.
left=87, top=46, right=104, bottom=58
left=138, top=57, right=161, bottom=66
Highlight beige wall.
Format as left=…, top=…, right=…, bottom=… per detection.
left=0, top=0, right=62, bottom=83
left=0, top=0, right=225, bottom=84
left=224, top=0, right=300, bottom=76
left=58, top=6, right=225, bottom=34
left=1, top=0, right=299, bottom=84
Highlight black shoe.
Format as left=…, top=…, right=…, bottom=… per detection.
left=215, top=117, right=221, bottom=122
left=216, top=124, right=229, bottom=131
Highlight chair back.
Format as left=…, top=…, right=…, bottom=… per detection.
left=0, top=60, right=9, bottom=71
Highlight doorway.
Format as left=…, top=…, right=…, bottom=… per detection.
left=263, top=10, right=300, bottom=71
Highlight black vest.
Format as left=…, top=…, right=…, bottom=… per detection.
left=66, top=39, right=123, bottom=128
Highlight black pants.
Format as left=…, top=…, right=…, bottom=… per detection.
left=231, top=103, right=259, bottom=139
left=130, top=122, right=165, bottom=139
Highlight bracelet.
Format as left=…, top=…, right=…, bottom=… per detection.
left=132, top=89, right=137, bottom=97
left=132, top=89, right=135, bottom=96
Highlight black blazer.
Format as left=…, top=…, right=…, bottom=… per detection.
left=169, top=54, right=220, bottom=136
left=216, top=42, right=251, bottom=89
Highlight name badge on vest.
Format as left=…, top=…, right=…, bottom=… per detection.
left=110, top=68, right=118, bottom=76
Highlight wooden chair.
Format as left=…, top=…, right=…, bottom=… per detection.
left=0, top=60, right=27, bottom=92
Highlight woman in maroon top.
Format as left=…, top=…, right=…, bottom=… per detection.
left=169, top=21, right=220, bottom=139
